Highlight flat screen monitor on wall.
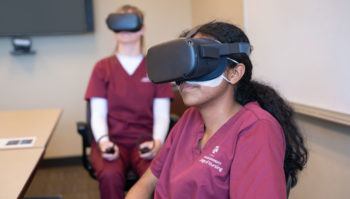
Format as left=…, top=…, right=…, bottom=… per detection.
left=0, top=0, right=94, bottom=36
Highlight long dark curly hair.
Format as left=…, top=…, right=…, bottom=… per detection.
left=196, top=21, right=308, bottom=188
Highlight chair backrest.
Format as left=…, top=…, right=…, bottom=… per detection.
left=76, top=101, right=96, bottom=179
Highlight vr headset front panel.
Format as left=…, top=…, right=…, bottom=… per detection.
left=147, top=38, right=246, bottom=83
left=106, top=13, right=143, bottom=32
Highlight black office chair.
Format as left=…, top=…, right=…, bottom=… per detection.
left=76, top=102, right=179, bottom=190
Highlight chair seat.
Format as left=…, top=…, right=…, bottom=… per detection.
left=76, top=121, right=140, bottom=190
left=76, top=102, right=179, bottom=191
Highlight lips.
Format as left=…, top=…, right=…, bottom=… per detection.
left=179, top=82, right=199, bottom=92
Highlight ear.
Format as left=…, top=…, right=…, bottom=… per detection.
left=225, top=63, right=245, bottom=85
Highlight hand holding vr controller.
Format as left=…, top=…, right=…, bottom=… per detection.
left=105, top=146, right=115, bottom=154
left=139, top=140, right=161, bottom=160
left=99, top=140, right=119, bottom=161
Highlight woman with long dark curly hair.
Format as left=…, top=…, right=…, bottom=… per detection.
left=126, top=21, right=308, bottom=199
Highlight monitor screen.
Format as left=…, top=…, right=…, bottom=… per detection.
left=0, top=0, right=94, bottom=36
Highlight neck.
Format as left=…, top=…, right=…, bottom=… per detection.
left=199, top=92, right=241, bottom=137
left=116, top=41, right=142, bottom=56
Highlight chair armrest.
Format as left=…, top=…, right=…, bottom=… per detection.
left=76, top=121, right=97, bottom=179
left=77, top=121, right=88, bottom=135
left=76, top=121, right=94, bottom=146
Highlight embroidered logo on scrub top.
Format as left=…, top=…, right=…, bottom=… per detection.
left=199, top=145, right=223, bottom=173
left=212, top=146, right=220, bottom=154
left=141, top=75, right=151, bottom=83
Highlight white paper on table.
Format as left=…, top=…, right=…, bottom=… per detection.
left=0, top=137, right=36, bottom=150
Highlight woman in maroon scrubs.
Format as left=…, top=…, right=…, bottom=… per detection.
left=85, top=5, right=173, bottom=199
left=126, top=22, right=308, bottom=199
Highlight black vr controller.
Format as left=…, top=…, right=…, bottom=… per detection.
left=146, top=38, right=251, bottom=84
left=106, top=13, right=143, bottom=32
left=106, top=146, right=150, bottom=154
left=139, top=139, right=154, bottom=154
left=104, top=146, right=115, bottom=154
left=139, top=147, right=151, bottom=154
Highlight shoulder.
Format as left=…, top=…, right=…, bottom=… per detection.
left=168, top=107, right=202, bottom=138
left=240, top=102, right=281, bottom=128
left=91, top=56, right=116, bottom=75
left=96, top=55, right=115, bottom=66
left=177, top=107, right=202, bottom=125
left=237, top=102, right=285, bottom=145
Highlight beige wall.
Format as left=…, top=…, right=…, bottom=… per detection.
left=192, top=0, right=243, bottom=27
left=289, top=115, right=350, bottom=199
left=0, top=0, right=192, bottom=158
left=242, top=0, right=350, bottom=197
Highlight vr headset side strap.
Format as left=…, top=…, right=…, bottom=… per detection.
left=219, top=43, right=251, bottom=56
left=199, top=45, right=221, bottom=58
left=199, top=42, right=251, bottom=58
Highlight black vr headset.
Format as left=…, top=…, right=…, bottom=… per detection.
left=146, top=38, right=251, bottom=84
left=106, top=13, right=143, bottom=32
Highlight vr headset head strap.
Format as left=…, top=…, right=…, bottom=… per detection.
left=184, top=23, right=252, bottom=57
left=199, top=42, right=251, bottom=59
left=219, top=43, right=251, bottom=56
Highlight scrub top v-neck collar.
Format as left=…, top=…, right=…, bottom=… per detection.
left=114, top=55, right=145, bottom=78
left=193, top=105, right=246, bottom=155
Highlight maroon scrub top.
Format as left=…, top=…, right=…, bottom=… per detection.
left=151, top=102, right=286, bottom=199
left=85, top=56, right=174, bottom=147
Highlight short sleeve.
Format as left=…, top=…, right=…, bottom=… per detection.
left=150, top=120, right=180, bottom=178
left=154, top=83, right=174, bottom=99
left=230, top=120, right=286, bottom=199
left=85, top=61, right=108, bottom=100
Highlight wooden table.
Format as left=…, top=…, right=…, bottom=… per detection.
left=0, top=148, right=44, bottom=199
left=0, top=109, right=62, bottom=199
left=0, top=109, right=61, bottom=148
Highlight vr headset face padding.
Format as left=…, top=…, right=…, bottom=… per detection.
left=146, top=38, right=251, bottom=84
left=106, top=13, right=143, bottom=32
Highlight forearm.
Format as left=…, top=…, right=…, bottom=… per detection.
left=153, top=98, right=171, bottom=144
left=126, top=169, right=157, bottom=199
left=90, top=97, right=109, bottom=142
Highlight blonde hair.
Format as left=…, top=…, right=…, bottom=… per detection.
left=117, top=4, right=144, bottom=22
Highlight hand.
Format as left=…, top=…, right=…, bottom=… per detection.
left=139, top=139, right=162, bottom=160
left=99, top=140, right=119, bottom=161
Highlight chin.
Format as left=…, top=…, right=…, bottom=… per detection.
left=179, top=86, right=208, bottom=107
left=181, top=95, right=203, bottom=107
left=182, top=100, right=196, bottom=107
